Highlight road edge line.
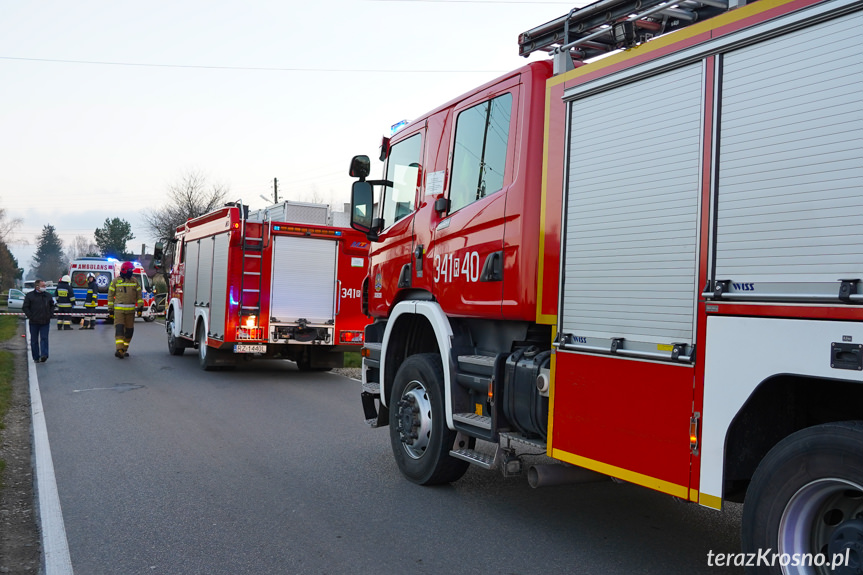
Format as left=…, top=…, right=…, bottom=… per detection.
left=26, top=320, right=74, bottom=575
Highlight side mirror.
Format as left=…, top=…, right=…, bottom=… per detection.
left=351, top=181, right=377, bottom=240
left=349, top=155, right=371, bottom=179
left=379, top=137, right=391, bottom=162
left=153, top=241, right=164, bottom=270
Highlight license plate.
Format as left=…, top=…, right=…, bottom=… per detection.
left=234, top=344, right=266, bottom=354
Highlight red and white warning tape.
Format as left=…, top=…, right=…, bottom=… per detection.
left=1, top=311, right=167, bottom=317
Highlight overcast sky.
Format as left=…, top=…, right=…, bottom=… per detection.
left=0, top=0, right=583, bottom=276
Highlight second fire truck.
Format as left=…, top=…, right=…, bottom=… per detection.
left=159, top=201, right=370, bottom=371
left=348, top=0, right=863, bottom=571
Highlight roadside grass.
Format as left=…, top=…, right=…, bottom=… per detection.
left=0, top=314, right=18, bottom=340
left=0, top=316, right=17, bottom=487
left=344, top=352, right=361, bottom=368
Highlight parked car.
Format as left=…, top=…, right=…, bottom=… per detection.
left=22, top=280, right=55, bottom=294
left=7, top=287, right=56, bottom=311
left=6, top=288, right=25, bottom=309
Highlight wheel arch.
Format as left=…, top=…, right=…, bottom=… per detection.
left=193, top=309, right=209, bottom=347
left=722, top=374, right=863, bottom=503
left=380, top=301, right=460, bottom=428
left=167, top=298, right=183, bottom=337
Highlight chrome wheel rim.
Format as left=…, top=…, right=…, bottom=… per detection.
left=396, top=379, right=433, bottom=460
left=779, top=478, right=863, bottom=574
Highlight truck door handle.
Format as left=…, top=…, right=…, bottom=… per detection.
left=414, top=244, right=424, bottom=275
left=480, top=251, right=503, bottom=282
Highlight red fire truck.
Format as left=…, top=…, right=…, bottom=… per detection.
left=160, top=201, right=370, bottom=371
left=348, top=0, right=863, bottom=569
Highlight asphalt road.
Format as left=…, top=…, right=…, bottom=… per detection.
left=34, top=320, right=744, bottom=575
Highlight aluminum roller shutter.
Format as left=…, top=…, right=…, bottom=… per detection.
left=196, top=236, right=213, bottom=308
left=181, top=240, right=199, bottom=336
left=209, top=233, right=230, bottom=339
left=715, top=11, right=863, bottom=296
left=270, top=236, right=337, bottom=325
left=562, top=62, right=703, bottom=348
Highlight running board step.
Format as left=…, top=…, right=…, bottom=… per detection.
left=362, top=382, right=380, bottom=395
left=499, top=431, right=547, bottom=451
left=453, top=412, right=491, bottom=430
left=450, top=448, right=495, bottom=469
left=457, top=354, right=496, bottom=375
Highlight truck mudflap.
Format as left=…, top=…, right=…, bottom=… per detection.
left=361, top=342, right=386, bottom=427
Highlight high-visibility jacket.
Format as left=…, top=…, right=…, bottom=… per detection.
left=108, top=276, right=143, bottom=312
left=84, top=280, right=98, bottom=309
left=55, top=281, right=75, bottom=311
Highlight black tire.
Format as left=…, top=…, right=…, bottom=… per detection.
left=197, top=323, right=217, bottom=371
left=143, top=303, right=156, bottom=322
left=166, top=310, right=185, bottom=356
left=388, top=353, right=470, bottom=485
left=742, top=421, right=863, bottom=575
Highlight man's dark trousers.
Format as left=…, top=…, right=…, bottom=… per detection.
left=29, top=322, right=49, bottom=361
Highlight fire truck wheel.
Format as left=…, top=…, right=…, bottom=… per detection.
left=388, top=353, right=470, bottom=485
left=741, top=421, right=863, bottom=575
left=166, top=310, right=185, bottom=356
left=197, top=324, right=218, bottom=371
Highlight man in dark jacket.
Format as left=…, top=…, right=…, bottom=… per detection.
left=22, top=279, right=55, bottom=362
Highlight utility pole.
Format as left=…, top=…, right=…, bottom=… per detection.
left=274, top=178, right=279, bottom=203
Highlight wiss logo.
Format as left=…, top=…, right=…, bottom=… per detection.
left=351, top=241, right=369, bottom=249
left=733, top=283, right=755, bottom=291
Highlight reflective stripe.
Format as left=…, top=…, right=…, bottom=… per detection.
left=115, top=305, right=136, bottom=310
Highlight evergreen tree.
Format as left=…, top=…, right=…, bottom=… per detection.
left=94, top=218, right=135, bottom=258
left=0, top=243, right=22, bottom=292
left=31, top=225, right=66, bottom=282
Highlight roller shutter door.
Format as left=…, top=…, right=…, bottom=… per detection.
left=715, top=11, right=863, bottom=296
left=209, top=233, right=230, bottom=339
left=181, top=240, right=199, bottom=336
left=270, top=236, right=337, bottom=325
left=562, top=62, right=703, bottom=350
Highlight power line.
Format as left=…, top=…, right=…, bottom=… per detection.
left=0, top=56, right=507, bottom=74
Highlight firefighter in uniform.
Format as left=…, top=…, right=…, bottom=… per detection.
left=108, top=262, right=143, bottom=358
left=81, top=273, right=98, bottom=329
left=55, top=275, right=75, bottom=330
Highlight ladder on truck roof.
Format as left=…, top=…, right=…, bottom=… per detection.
left=518, top=0, right=745, bottom=71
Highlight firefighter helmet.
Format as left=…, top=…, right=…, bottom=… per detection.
left=61, top=275, right=70, bottom=283
left=120, top=261, right=135, bottom=277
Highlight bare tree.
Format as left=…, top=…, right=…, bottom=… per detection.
left=65, top=234, right=99, bottom=262
left=300, top=185, right=330, bottom=206
left=142, top=170, right=229, bottom=243
left=0, top=203, right=22, bottom=244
